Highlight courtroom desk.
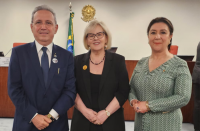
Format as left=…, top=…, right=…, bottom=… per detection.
left=0, top=61, right=195, bottom=123
left=0, top=67, right=15, bottom=117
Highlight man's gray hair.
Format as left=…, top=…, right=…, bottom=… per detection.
left=31, top=5, right=57, bottom=24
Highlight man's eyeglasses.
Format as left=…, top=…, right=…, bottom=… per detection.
left=87, top=32, right=106, bottom=40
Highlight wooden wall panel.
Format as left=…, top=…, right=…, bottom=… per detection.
left=0, top=67, right=15, bottom=117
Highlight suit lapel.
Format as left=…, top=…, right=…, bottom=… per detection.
left=99, top=51, right=113, bottom=93
left=82, top=51, right=92, bottom=104
left=28, top=42, right=46, bottom=89
left=46, top=44, right=59, bottom=90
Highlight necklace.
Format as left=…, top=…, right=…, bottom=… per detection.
left=90, top=55, right=105, bottom=65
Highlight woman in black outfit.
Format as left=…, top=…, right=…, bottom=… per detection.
left=70, top=20, right=130, bottom=131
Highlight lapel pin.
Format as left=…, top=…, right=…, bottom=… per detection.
left=83, top=65, right=87, bottom=70
left=52, top=58, right=58, bottom=63
left=58, top=68, right=60, bottom=74
left=54, top=53, right=57, bottom=58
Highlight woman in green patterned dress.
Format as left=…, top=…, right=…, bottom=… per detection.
left=129, top=17, right=192, bottom=131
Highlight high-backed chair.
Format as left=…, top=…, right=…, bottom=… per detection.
left=169, top=45, right=178, bottom=55
left=13, top=43, right=26, bottom=47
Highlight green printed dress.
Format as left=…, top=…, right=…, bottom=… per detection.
left=129, top=56, right=192, bottom=131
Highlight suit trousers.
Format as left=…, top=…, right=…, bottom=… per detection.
left=194, top=84, right=200, bottom=130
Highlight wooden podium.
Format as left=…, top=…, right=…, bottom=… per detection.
left=0, top=60, right=195, bottom=123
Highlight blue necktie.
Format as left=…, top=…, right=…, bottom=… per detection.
left=41, top=47, right=49, bottom=87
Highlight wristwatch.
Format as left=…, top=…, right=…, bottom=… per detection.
left=47, top=114, right=55, bottom=121
left=105, top=109, right=110, bottom=117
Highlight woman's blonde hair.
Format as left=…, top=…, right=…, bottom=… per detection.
left=83, top=19, right=112, bottom=50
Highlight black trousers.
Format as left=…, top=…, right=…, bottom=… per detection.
left=194, top=84, right=200, bottom=130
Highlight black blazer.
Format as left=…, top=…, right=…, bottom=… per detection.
left=193, top=42, right=200, bottom=85
left=71, top=51, right=130, bottom=131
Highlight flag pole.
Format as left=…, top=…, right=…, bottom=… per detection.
left=67, top=2, right=75, bottom=55
left=69, top=2, right=72, bottom=13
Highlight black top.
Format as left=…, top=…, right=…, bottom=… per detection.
left=90, top=73, right=103, bottom=131
left=90, top=73, right=101, bottom=112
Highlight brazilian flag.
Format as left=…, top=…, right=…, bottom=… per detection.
left=67, top=12, right=75, bottom=55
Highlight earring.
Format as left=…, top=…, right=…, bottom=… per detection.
left=104, top=44, right=107, bottom=49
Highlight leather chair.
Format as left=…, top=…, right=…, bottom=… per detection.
left=13, top=43, right=26, bottom=47
left=169, top=45, right=178, bottom=55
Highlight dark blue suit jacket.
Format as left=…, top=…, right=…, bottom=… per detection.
left=8, top=42, right=76, bottom=131
left=193, top=42, right=200, bottom=85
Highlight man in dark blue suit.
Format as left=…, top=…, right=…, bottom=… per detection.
left=8, top=5, right=76, bottom=131
left=193, top=42, right=200, bottom=131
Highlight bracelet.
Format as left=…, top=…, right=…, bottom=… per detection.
left=131, top=100, right=134, bottom=107
left=105, top=109, right=110, bottom=117
left=146, top=101, right=150, bottom=111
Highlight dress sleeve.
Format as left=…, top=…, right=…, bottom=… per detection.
left=148, top=61, right=192, bottom=112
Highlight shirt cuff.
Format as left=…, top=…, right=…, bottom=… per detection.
left=49, top=109, right=59, bottom=120
left=30, top=113, right=38, bottom=123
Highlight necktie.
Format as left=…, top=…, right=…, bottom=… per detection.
left=41, top=47, right=49, bottom=87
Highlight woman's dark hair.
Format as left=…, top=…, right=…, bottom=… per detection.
left=147, top=17, right=174, bottom=50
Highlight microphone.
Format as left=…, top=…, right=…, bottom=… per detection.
left=4, top=48, right=12, bottom=57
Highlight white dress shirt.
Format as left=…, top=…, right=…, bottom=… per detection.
left=30, top=40, right=59, bottom=122
left=35, top=40, right=52, bottom=67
